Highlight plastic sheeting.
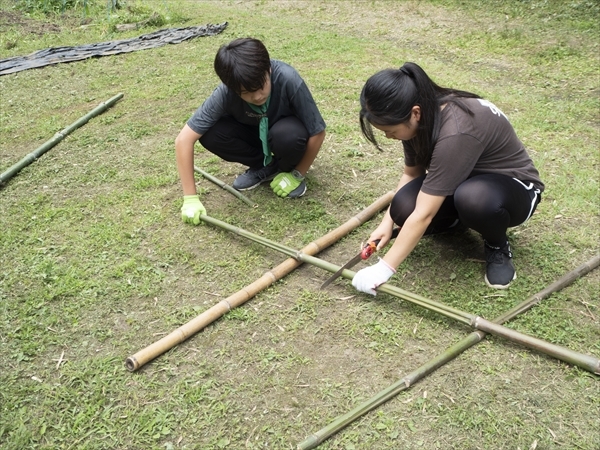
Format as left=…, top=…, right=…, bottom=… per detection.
left=0, top=22, right=228, bottom=76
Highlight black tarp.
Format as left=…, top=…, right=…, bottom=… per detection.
left=0, top=22, right=228, bottom=75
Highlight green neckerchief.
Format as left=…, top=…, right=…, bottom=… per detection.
left=247, top=95, right=272, bottom=166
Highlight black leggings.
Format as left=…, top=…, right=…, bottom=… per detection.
left=389, top=174, right=541, bottom=247
left=198, top=116, right=308, bottom=171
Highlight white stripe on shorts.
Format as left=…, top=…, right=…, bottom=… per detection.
left=512, top=178, right=541, bottom=221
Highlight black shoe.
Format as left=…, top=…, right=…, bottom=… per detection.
left=484, top=240, right=516, bottom=289
left=287, top=179, right=307, bottom=198
left=232, top=163, right=279, bottom=191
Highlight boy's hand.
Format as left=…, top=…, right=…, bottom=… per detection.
left=270, top=170, right=304, bottom=198
left=181, top=195, right=206, bottom=225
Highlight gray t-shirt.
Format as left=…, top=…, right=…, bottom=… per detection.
left=404, top=98, right=545, bottom=196
left=187, top=59, right=326, bottom=137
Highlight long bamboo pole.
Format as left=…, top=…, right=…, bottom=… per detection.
left=198, top=215, right=473, bottom=323
left=0, top=93, right=124, bottom=185
left=124, top=191, right=395, bottom=371
left=297, top=255, right=600, bottom=450
left=297, top=254, right=599, bottom=449
left=198, top=214, right=600, bottom=374
left=194, top=166, right=257, bottom=208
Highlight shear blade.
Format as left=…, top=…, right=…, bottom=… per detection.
left=320, top=253, right=362, bottom=289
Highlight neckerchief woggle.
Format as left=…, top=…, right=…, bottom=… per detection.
left=247, top=94, right=272, bottom=166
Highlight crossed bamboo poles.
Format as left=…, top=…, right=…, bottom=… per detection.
left=194, top=214, right=599, bottom=375
left=125, top=191, right=396, bottom=371
left=6, top=91, right=595, bottom=446
left=126, top=196, right=599, bottom=448
left=297, top=254, right=600, bottom=449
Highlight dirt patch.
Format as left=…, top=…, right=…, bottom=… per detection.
left=0, top=10, right=61, bottom=36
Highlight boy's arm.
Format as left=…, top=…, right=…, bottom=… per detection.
left=175, top=124, right=207, bottom=225
left=294, top=130, right=326, bottom=175
left=175, top=124, right=202, bottom=195
left=269, top=129, right=325, bottom=198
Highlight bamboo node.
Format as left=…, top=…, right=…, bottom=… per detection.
left=266, top=271, right=277, bottom=283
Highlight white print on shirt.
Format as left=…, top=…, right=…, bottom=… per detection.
left=477, top=99, right=508, bottom=120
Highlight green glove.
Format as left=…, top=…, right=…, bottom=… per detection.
left=270, top=170, right=304, bottom=198
left=180, top=195, right=206, bottom=225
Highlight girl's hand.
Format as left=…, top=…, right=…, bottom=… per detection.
left=367, top=222, right=395, bottom=251
left=352, top=258, right=396, bottom=296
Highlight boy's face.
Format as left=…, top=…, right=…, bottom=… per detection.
left=240, top=71, right=271, bottom=106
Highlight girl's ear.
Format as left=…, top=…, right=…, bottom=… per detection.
left=412, top=106, right=421, bottom=121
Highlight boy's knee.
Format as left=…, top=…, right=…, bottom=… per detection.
left=269, top=117, right=309, bottom=151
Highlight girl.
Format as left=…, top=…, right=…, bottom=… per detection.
left=352, top=62, right=543, bottom=293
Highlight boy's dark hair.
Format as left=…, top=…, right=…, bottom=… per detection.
left=359, top=62, right=481, bottom=168
left=214, top=38, right=271, bottom=95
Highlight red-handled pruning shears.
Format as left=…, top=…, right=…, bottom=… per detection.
left=320, top=227, right=400, bottom=289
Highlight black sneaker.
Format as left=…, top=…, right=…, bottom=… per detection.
left=287, top=179, right=307, bottom=198
left=232, top=163, right=279, bottom=191
left=484, top=240, right=516, bottom=289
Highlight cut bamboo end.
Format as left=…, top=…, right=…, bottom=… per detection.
left=125, top=356, right=138, bottom=372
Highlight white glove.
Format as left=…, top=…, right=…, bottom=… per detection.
left=351, top=258, right=396, bottom=296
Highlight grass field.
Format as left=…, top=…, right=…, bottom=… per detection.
left=1, top=1, right=598, bottom=449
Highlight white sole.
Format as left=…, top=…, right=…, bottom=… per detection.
left=485, top=272, right=517, bottom=290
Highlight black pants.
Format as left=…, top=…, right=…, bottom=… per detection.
left=389, top=174, right=541, bottom=247
left=198, top=116, right=309, bottom=171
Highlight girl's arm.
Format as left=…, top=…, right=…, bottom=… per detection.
left=352, top=189, right=445, bottom=295
left=369, top=164, right=426, bottom=249
left=381, top=190, right=445, bottom=269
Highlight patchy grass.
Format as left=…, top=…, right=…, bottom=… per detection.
left=1, top=1, right=598, bottom=449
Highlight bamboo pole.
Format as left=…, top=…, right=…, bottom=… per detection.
left=194, top=166, right=257, bottom=208
left=297, top=254, right=600, bottom=449
left=198, top=214, right=600, bottom=374
left=124, top=191, right=395, bottom=371
left=0, top=93, right=124, bottom=185
left=198, top=214, right=473, bottom=324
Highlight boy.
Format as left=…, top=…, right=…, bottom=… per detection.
left=175, top=37, right=327, bottom=225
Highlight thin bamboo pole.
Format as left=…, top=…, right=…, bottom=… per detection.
left=194, top=166, right=257, bottom=208
left=199, top=214, right=600, bottom=374
left=0, top=93, right=124, bottom=185
left=297, top=254, right=600, bottom=450
left=124, top=191, right=395, bottom=371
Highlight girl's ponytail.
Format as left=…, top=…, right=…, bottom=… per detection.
left=360, top=62, right=481, bottom=167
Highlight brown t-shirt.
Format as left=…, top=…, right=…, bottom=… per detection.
left=403, top=98, right=545, bottom=196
